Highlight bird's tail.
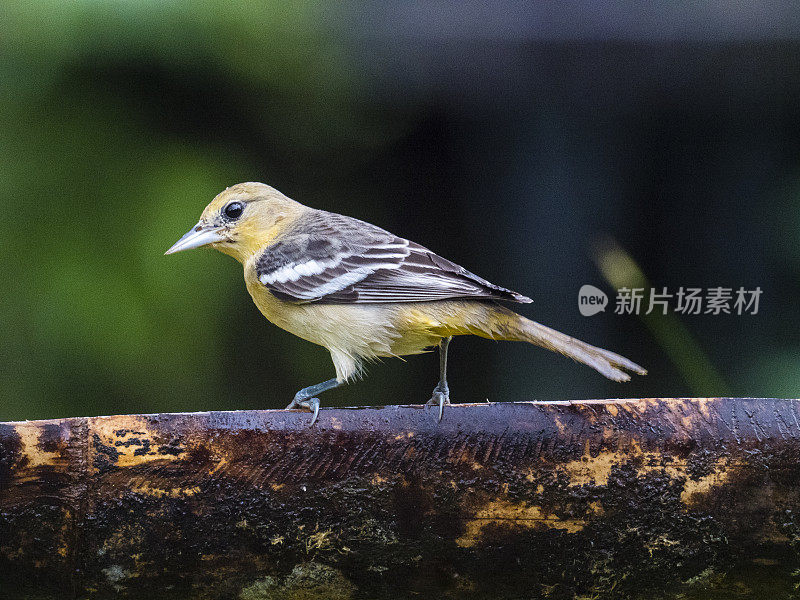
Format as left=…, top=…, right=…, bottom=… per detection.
left=479, top=306, right=647, bottom=382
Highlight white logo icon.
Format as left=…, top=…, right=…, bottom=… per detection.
left=578, top=285, right=608, bottom=316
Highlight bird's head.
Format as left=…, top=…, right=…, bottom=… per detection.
left=165, top=182, right=302, bottom=263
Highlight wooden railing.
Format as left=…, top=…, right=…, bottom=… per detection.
left=2, top=398, right=799, bottom=599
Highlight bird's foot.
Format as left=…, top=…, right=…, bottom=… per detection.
left=286, top=396, right=321, bottom=426
left=426, top=383, right=450, bottom=421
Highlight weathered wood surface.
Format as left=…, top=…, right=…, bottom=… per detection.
left=2, top=399, right=800, bottom=599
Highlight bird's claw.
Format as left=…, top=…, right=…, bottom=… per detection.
left=426, top=385, right=450, bottom=421
left=286, top=396, right=321, bottom=426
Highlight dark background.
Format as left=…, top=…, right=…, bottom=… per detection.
left=3, top=2, right=799, bottom=421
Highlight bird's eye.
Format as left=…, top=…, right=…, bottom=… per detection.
left=223, top=201, right=244, bottom=220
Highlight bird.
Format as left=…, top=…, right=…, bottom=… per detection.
left=166, top=182, right=646, bottom=425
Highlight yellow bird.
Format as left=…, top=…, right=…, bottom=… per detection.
left=166, top=182, right=645, bottom=424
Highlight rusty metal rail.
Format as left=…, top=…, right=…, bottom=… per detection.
left=2, top=398, right=800, bottom=599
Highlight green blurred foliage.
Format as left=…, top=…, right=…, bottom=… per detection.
left=0, top=1, right=398, bottom=419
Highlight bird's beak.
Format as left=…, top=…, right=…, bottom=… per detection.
left=165, top=222, right=227, bottom=255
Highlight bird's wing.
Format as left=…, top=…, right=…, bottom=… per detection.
left=255, top=211, right=532, bottom=304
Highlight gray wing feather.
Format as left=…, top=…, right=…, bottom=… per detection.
left=256, top=211, right=532, bottom=304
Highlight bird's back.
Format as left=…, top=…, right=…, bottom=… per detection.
left=253, top=209, right=533, bottom=305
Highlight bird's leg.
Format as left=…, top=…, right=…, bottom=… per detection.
left=286, top=378, right=340, bottom=426
left=426, top=336, right=452, bottom=421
